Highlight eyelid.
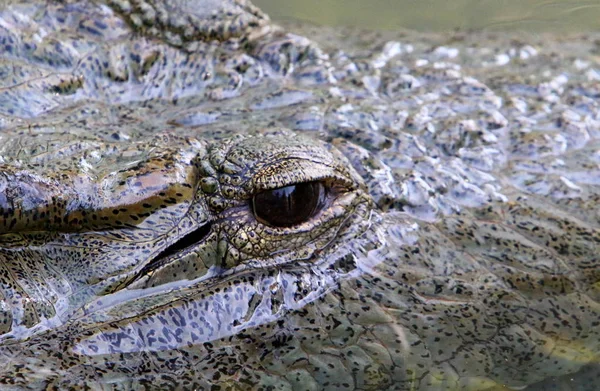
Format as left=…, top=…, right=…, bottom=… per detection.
left=249, top=159, right=355, bottom=195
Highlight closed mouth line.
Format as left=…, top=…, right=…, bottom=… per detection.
left=140, top=222, right=213, bottom=275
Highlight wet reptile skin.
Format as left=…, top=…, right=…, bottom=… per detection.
left=0, top=1, right=599, bottom=390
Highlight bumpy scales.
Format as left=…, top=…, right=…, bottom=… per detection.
left=0, top=1, right=599, bottom=390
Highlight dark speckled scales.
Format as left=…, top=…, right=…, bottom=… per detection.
left=0, top=0, right=599, bottom=390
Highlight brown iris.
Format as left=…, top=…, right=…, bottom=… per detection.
left=252, top=181, right=326, bottom=227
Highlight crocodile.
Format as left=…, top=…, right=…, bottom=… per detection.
left=0, top=0, right=599, bottom=390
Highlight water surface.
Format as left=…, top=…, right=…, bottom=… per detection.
left=254, top=0, right=600, bottom=33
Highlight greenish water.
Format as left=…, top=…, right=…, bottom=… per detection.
left=254, top=0, right=600, bottom=32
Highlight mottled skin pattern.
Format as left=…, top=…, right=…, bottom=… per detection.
left=0, top=1, right=599, bottom=390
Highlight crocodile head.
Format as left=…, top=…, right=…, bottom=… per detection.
left=1, top=0, right=600, bottom=390
left=0, top=129, right=375, bottom=337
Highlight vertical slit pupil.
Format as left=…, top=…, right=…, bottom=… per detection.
left=253, top=181, right=325, bottom=227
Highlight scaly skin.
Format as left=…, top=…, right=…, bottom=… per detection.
left=0, top=1, right=599, bottom=390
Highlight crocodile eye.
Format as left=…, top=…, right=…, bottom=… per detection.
left=252, top=181, right=326, bottom=227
